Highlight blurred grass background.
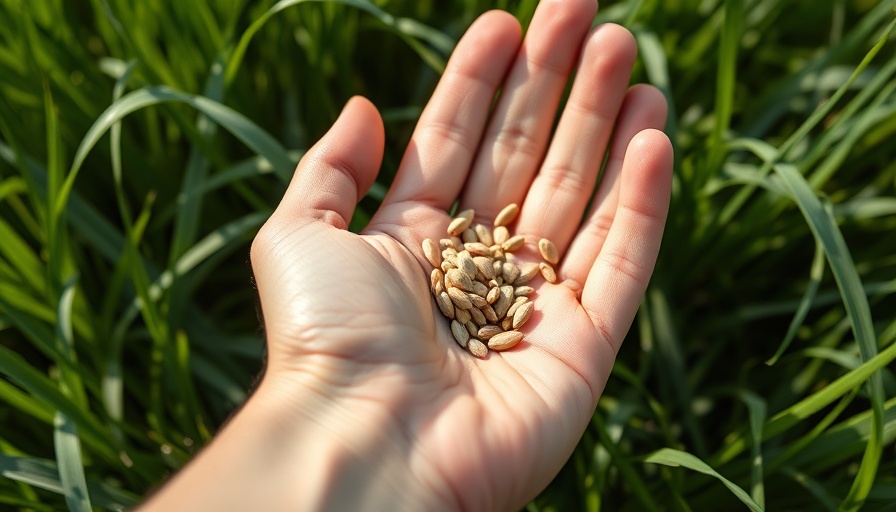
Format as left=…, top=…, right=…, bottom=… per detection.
left=0, top=0, right=895, bottom=510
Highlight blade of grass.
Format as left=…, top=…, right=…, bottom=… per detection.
left=644, top=448, right=764, bottom=512
left=704, top=0, right=743, bottom=184
left=739, top=391, right=766, bottom=510
left=53, top=412, right=91, bottom=512
left=772, top=164, right=885, bottom=510
left=766, top=241, right=825, bottom=365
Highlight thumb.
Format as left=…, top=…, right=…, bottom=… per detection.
left=275, top=96, right=385, bottom=229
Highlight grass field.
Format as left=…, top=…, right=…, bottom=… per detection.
left=1, top=0, right=895, bottom=510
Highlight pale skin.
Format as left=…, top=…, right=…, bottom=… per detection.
left=140, top=1, right=673, bottom=511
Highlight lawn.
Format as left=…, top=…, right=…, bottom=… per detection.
left=0, top=0, right=895, bottom=510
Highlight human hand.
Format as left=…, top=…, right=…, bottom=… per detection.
left=142, top=0, right=672, bottom=510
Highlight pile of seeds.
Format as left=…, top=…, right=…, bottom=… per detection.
left=421, top=203, right=559, bottom=358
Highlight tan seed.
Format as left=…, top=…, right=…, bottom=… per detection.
left=455, top=308, right=471, bottom=325
left=439, top=238, right=456, bottom=250
left=512, top=301, right=534, bottom=329
left=538, top=238, right=559, bottom=264
left=446, top=269, right=474, bottom=292
left=456, top=251, right=477, bottom=278
left=465, top=321, right=479, bottom=337
left=471, top=281, right=489, bottom=298
left=468, top=338, right=488, bottom=358
left=504, top=252, right=517, bottom=264
left=440, top=260, right=456, bottom=273
left=488, top=330, right=524, bottom=351
left=515, top=262, right=540, bottom=285
left=486, top=287, right=500, bottom=304
left=514, top=286, right=535, bottom=297
left=501, top=317, right=514, bottom=330
left=430, top=268, right=444, bottom=294
left=470, top=307, right=487, bottom=326
left=448, top=287, right=473, bottom=310
left=494, top=203, right=520, bottom=227
left=441, top=248, right=457, bottom=259
left=494, top=286, right=514, bottom=318
left=502, top=235, right=525, bottom=252
left=474, top=224, right=494, bottom=246
left=502, top=262, right=521, bottom=284
left=469, top=293, right=488, bottom=309
left=477, top=325, right=504, bottom=340
left=506, top=296, right=528, bottom=319
left=436, top=292, right=455, bottom=319
left=482, top=304, right=499, bottom=323
left=450, top=320, right=470, bottom=348
left=491, top=246, right=505, bottom=260
left=493, top=225, right=509, bottom=245
left=539, top=262, right=557, bottom=284
left=473, top=256, right=495, bottom=280
left=464, top=242, right=492, bottom=257
left=462, top=228, right=478, bottom=244
left=492, top=260, right=503, bottom=278
left=448, top=216, right=472, bottom=237
left=422, top=238, right=442, bottom=268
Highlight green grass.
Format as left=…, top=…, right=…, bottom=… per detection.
left=1, top=0, right=895, bottom=510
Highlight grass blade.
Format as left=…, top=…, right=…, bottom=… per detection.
left=644, top=448, right=764, bottom=512
left=53, top=412, right=92, bottom=512
left=766, top=241, right=825, bottom=365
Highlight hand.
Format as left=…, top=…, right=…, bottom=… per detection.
left=142, top=0, right=672, bottom=510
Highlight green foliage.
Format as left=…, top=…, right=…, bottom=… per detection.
left=1, top=0, right=894, bottom=509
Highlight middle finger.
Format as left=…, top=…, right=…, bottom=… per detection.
left=460, top=0, right=597, bottom=221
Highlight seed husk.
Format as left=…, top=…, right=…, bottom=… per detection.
left=502, top=262, right=521, bottom=284
left=464, top=242, right=492, bottom=257
left=436, top=292, right=455, bottom=319
left=506, top=296, right=528, bottom=319
left=474, top=224, right=494, bottom=246
left=456, top=251, right=477, bottom=278
left=488, top=330, right=524, bottom=351
left=455, top=308, right=471, bottom=325
left=430, top=268, right=444, bottom=294
left=439, top=238, right=456, bottom=250
left=538, top=238, right=559, bottom=264
left=494, top=286, right=514, bottom=318
left=447, top=287, right=473, bottom=310
left=468, top=338, right=488, bottom=358
left=468, top=293, right=488, bottom=309
left=470, top=307, right=487, bottom=326
left=465, top=321, right=480, bottom=337
left=512, top=301, right=534, bottom=329
left=501, top=317, right=514, bottom=330
left=473, top=256, right=495, bottom=280
left=440, top=260, right=456, bottom=273
left=486, top=287, right=500, bottom=304
left=448, top=216, right=472, bottom=236
left=539, top=262, right=557, bottom=284
left=462, top=228, right=478, bottom=244
left=502, top=235, right=525, bottom=252
left=471, top=281, right=489, bottom=298
left=477, top=325, right=504, bottom=340
left=515, top=263, right=540, bottom=285
left=514, top=286, right=535, bottom=297
left=446, top=268, right=474, bottom=292
left=422, top=238, right=442, bottom=268
left=482, top=304, right=499, bottom=323
left=451, top=320, right=470, bottom=348
left=494, top=203, right=520, bottom=227
left=493, top=225, right=510, bottom=245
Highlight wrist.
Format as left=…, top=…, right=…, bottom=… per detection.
left=141, top=370, right=456, bottom=511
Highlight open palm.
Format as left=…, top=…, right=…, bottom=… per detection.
left=250, top=1, right=673, bottom=509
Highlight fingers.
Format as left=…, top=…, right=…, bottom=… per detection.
left=274, top=96, right=384, bottom=229
left=512, top=23, right=638, bottom=254
left=461, top=0, right=598, bottom=222
left=580, top=129, right=673, bottom=352
left=376, top=11, right=521, bottom=213
left=562, top=85, right=668, bottom=288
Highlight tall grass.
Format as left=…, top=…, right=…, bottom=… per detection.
left=0, top=0, right=894, bottom=510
